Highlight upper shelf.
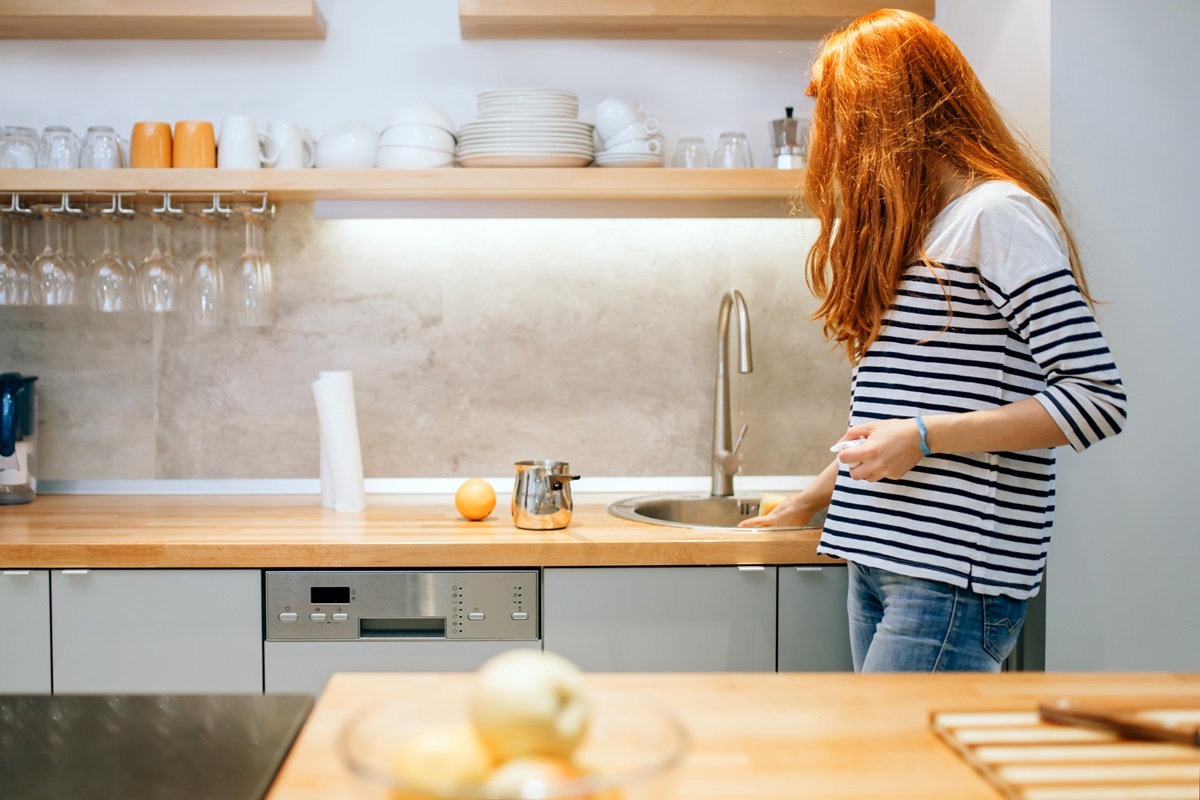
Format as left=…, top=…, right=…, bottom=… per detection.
left=0, top=169, right=806, bottom=217
left=0, top=0, right=327, bottom=40
left=458, top=0, right=935, bottom=40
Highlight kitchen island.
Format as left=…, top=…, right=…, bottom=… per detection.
left=268, top=671, right=1200, bottom=800
left=0, top=493, right=825, bottom=568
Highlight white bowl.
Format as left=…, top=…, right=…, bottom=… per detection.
left=317, top=121, right=379, bottom=168
left=380, top=123, right=456, bottom=152
left=388, top=101, right=456, bottom=134
left=377, top=145, right=455, bottom=169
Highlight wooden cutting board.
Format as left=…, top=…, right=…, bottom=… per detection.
left=932, top=699, right=1200, bottom=800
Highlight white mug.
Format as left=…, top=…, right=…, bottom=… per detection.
left=605, top=120, right=662, bottom=146
left=605, top=137, right=662, bottom=155
left=218, top=115, right=279, bottom=169
left=594, top=97, right=660, bottom=141
left=267, top=120, right=315, bottom=169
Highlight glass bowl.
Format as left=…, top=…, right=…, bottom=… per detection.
left=338, top=686, right=689, bottom=799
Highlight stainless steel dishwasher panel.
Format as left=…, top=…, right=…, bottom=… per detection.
left=263, top=570, right=540, bottom=696
left=265, top=570, right=538, bottom=642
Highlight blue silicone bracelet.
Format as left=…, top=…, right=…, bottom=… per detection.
left=914, top=416, right=932, bottom=457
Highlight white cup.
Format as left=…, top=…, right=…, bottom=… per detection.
left=594, top=97, right=661, bottom=141
left=604, top=137, right=662, bottom=155
left=604, top=119, right=663, bottom=147
left=218, top=115, right=279, bottom=169
left=267, top=120, right=315, bottom=169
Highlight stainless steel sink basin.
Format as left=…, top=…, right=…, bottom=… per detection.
left=607, top=493, right=827, bottom=531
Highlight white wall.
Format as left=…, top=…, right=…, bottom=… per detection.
left=1048, top=0, right=1200, bottom=670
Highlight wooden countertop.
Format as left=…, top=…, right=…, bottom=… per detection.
left=0, top=494, right=825, bottom=569
left=267, top=671, right=1200, bottom=800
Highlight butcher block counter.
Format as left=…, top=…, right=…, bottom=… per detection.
left=0, top=494, right=824, bottom=568
left=268, top=671, right=1200, bottom=800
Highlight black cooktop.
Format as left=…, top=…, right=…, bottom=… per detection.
left=0, top=694, right=313, bottom=800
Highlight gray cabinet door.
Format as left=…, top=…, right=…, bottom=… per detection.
left=0, top=569, right=51, bottom=693
left=777, top=564, right=853, bottom=671
left=265, top=640, right=533, bottom=696
left=544, top=566, right=776, bottom=672
left=52, top=569, right=263, bottom=694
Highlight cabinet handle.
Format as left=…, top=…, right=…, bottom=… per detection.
left=61, top=569, right=90, bottom=575
left=737, top=565, right=766, bottom=572
left=794, top=566, right=824, bottom=572
left=3, top=570, right=31, bottom=575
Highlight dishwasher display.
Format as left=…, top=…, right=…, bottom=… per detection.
left=264, top=570, right=538, bottom=642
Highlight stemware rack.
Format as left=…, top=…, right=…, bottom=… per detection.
left=2, top=191, right=276, bottom=224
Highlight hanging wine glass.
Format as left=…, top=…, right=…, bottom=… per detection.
left=189, top=216, right=222, bottom=326
left=87, top=215, right=135, bottom=313
left=31, top=212, right=77, bottom=306
left=138, top=217, right=182, bottom=313
left=0, top=216, right=31, bottom=306
left=232, top=213, right=272, bottom=327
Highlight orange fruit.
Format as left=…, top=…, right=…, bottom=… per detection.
left=455, top=478, right=497, bottom=521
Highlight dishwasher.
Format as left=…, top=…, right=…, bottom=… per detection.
left=264, top=570, right=539, bottom=695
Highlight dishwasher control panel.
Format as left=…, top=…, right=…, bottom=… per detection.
left=265, top=570, right=538, bottom=641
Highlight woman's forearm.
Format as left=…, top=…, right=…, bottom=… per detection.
left=923, top=397, right=1069, bottom=454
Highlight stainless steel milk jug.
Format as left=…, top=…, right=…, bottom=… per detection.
left=512, top=460, right=580, bottom=530
left=0, top=373, right=38, bottom=505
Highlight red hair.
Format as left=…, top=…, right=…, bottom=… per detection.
left=803, top=8, right=1090, bottom=361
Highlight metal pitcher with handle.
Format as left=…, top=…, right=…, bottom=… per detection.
left=512, top=460, right=580, bottom=530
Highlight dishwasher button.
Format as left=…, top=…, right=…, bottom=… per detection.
left=332, top=613, right=348, bottom=622
left=467, top=612, right=486, bottom=621
left=511, top=612, right=529, bottom=620
left=310, top=612, right=327, bottom=622
left=278, top=612, right=298, bottom=622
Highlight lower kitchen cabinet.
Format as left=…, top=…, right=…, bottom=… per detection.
left=0, top=569, right=52, bottom=693
left=51, top=569, right=263, bottom=694
left=543, top=566, right=777, bottom=671
left=777, top=564, right=854, bottom=672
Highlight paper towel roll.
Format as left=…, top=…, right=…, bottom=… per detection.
left=312, top=370, right=366, bottom=512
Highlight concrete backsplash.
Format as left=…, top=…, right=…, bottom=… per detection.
left=1, top=206, right=850, bottom=480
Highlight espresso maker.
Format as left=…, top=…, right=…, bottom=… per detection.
left=769, top=106, right=808, bottom=169
left=0, top=373, right=38, bottom=505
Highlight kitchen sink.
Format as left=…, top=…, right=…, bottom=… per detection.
left=607, top=493, right=827, bottom=531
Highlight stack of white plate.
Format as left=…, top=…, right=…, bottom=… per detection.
left=457, top=88, right=593, bottom=168
left=592, top=150, right=664, bottom=168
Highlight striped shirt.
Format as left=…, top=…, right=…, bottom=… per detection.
left=816, top=181, right=1127, bottom=599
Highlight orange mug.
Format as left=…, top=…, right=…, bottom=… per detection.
left=173, top=121, right=216, bottom=168
left=130, top=121, right=172, bottom=168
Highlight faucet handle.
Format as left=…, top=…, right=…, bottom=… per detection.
left=732, top=423, right=748, bottom=455
left=720, top=424, right=749, bottom=474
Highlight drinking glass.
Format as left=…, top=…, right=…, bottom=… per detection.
left=37, top=126, right=80, bottom=169
left=189, top=218, right=222, bottom=326
left=138, top=219, right=183, bottom=313
left=31, top=214, right=78, bottom=305
left=232, top=215, right=274, bottom=327
left=87, top=216, right=135, bottom=313
left=671, top=137, right=709, bottom=168
left=79, top=125, right=126, bottom=169
left=0, top=126, right=39, bottom=169
left=713, top=132, right=753, bottom=168
left=0, top=218, right=31, bottom=305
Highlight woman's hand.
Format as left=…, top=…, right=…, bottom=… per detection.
left=739, top=492, right=821, bottom=528
left=839, top=419, right=925, bottom=482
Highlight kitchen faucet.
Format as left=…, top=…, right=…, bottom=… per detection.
left=712, top=289, right=753, bottom=496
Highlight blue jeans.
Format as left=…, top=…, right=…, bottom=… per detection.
left=848, top=561, right=1028, bottom=673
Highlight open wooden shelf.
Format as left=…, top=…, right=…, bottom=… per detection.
left=0, top=0, right=326, bottom=40
left=459, top=0, right=935, bottom=40
left=0, top=168, right=806, bottom=205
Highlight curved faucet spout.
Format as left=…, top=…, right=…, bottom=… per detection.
left=713, top=289, right=753, bottom=497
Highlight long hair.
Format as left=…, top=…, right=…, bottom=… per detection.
left=804, top=8, right=1091, bottom=362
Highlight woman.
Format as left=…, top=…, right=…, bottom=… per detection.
left=741, top=9, right=1127, bottom=673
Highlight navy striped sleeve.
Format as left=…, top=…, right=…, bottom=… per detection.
left=974, top=195, right=1127, bottom=451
